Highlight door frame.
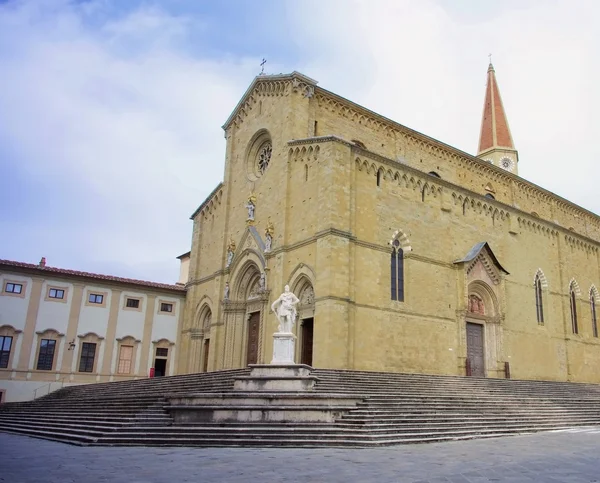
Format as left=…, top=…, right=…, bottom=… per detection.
left=299, top=317, right=314, bottom=366
left=465, top=319, right=486, bottom=377
left=244, top=310, right=261, bottom=366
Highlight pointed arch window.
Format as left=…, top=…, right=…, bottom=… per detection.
left=591, top=292, right=598, bottom=338
left=534, top=274, right=544, bottom=325
left=391, top=240, right=404, bottom=301
left=570, top=287, right=578, bottom=334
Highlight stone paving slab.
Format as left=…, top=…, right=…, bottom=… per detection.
left=1, top=428, right=600, bottom=482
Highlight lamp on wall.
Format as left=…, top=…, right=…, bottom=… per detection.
left=68, top=339, right=76, bottom=351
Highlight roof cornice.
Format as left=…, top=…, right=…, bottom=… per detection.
left=311, top=88, right=598, bottom=222
left=221, top=71, right=318, bottom=132
left=0, top=260, right=186, bottom=293
left=190, top=182, right=223, bottom=220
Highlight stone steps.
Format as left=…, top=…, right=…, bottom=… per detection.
left=92, top=426, right=573, bottom=447
left=2, top=367, right=600, bottom=447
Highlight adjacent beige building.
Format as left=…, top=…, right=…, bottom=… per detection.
left=0, top=259, right=185, bottom=402
left=179, top=65, right=600, bottom=383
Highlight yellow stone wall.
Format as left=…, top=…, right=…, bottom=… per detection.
left=179, top=73, right=600, bottom=383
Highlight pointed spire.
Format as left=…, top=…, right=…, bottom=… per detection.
left=477, top=63, right=515, bottom=155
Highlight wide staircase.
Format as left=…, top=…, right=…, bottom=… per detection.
left=2, top=369, right=600, bottom=447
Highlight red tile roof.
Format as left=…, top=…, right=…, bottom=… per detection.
left=0, top=259, right=186, bottom=293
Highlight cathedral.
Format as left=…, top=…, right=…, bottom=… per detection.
left=178, top=64, right=600, bottom=383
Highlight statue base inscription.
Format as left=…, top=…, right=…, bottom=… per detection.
left=271, top=332, right=296, bottom=365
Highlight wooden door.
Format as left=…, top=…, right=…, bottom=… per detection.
left=466, top=322, right=485, bottom=377
left=202, top=339, right=210, bottom=372
left=300, top=318, right=314, bottom=366
left=246, top=312, right=260, bottom=365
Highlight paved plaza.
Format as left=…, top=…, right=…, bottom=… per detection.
left=1, top=429, right=600, bottom=482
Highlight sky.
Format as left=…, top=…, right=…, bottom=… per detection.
left=1, top=0, right=599, bottom=284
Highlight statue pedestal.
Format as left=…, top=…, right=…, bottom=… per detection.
left=271, top=332, right=296, bottom=365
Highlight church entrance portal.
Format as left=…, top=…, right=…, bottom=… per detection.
left=246, top=312, right=260, bottom=365
left=202, top=339, right=210, bottom=372
left=466, top=322, right=485, bottom=377
left=300, top=318, right=314, bottom=366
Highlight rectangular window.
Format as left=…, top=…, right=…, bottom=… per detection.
left=117, top=345, right=133, bottom=374
left=160, top=303, right=173, bottom=313
left=0, top=336, right=13, bottom=368
left=36, top=339, right=56, bottom=370
left=88, top=293, right=104, bottom=304
left=126, top=298, right=140, bottom=309
left=156, top=347, right=168, bottom=357
left=5, top=283, right=22, bottom=294
left=48, top=288, right=65, bottom=299
left=78, top=342, right=97, bottom=372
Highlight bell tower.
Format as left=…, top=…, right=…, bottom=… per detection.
left=477, top=63, right=519, bottom=175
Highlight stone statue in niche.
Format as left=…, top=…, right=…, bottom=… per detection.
left=245, top=194, right=257, bottom=222
left=259, top=272, right=266, bottom=291
left=226, top=238, right=236, bottom=268
left=271, top=285, right=300, bottom=333
left=224, top=282, right=230, bottom=301
left=468, top=294, right=485, bottom=315
left=264, top=220, right=274, bottom=252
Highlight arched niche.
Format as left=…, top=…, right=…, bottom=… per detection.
left=467, top=280, right=499, bottom=318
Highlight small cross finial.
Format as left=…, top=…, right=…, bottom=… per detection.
left=488, top=53, right=492, bottom=65
left=260, top=58, right=267, bottom=75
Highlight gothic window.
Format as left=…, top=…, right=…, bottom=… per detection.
left=591, top=292, right=598, bottom=338
left=391, top=240, right=404, bottom=301
left=257, top=142, right=272, bottom=175
left=535, top=274, right=544, bottom=325
left=246, top=131, right=272, bottom=181
left=570, top=288, right=578, bottom=334
left=377, top=169, right=382, bottom=187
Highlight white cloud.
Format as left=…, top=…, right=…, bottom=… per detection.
left=0, top=0, right=259, bottom=281
left=287, top=0, right=600, bottom=215
left=1, top=0, right=599, bottom=284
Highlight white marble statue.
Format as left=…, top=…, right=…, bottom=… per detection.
left=224, top=282, right=230, bottom=300
left=271, top=285, right=300, bottom=333
left=245, top=199, right=256, bottom=221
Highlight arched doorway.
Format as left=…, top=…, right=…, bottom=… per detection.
left=294, top=278, right=315, bottom=366
left=236, top=264, right=262, bottom=365
left=223, top=260, right=269, bottom=368
left=199, top=306, right=211, bottom=372
left=465, top=281, right=500, bottom=378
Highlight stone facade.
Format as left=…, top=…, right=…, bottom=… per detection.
left=179, top=71, right=600, bottom=383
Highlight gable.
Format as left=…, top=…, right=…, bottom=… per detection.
left=454, top=242, right=509, bottom=286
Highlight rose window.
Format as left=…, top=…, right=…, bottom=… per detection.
left=257, top=143, right=272, bottom=175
